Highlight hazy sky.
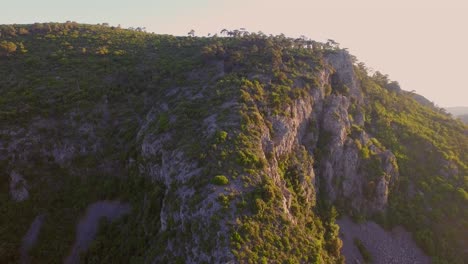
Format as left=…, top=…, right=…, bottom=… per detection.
left=3, top=0, right=467, bottom=107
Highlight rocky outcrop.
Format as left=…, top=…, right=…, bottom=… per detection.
left=314, top=52, right=399, bottom=214
left=246, top=50, right=400, bottom=223
left=326, top=51, right=363, bottom=103
left=137, top=106, right=235, bottom=263
left=249, top=50, right=400, bottom=221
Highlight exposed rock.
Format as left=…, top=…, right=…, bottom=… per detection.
left=203, top=113, right=218, bottom=137
left=139, top=117, right=234, bottom=263
left=9, top=171, right=29, bottom=202
left=271, top=97, right=314, bottom=157
left=311, top=54, right=399, bottom=214
left=326, top=51, right=363, bottom=103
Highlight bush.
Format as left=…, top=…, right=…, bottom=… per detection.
left=236, top=150, right=263, bottom=168
left=0, top=41, right=17, bottom=56
left=211, top=175, right=229, bottom=185
left=216, top=130, right=228, bottom=143
left=359, top=146, right=370, bottom=159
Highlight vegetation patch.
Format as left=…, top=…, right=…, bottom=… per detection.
left=211, top=175, right=229, bottom=185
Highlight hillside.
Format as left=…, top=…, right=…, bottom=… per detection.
left=1, top=23, right=467, bottom=264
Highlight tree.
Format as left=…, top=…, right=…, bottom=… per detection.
left=1, top=25, right=16, bottom=37
left=326, top=39, right=340, bottom=49
left=373, top=71, right=390, bottom=86
left=188, top=29, right=195, bottom=37
left=385, top=81, right=401, bottom=92
left=18, top=28, right=29, bottom=35
left=96, top=46, right=109, bottom=55
left=231, top=30, right=240, bottom=37
left=0, top=41, right=17, bottom=56
left=17, top=42, right=27, bottom=54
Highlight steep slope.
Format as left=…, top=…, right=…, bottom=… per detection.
left=0, top=23, right=466, bottom=264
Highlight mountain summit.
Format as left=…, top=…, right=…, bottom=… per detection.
left=1, top=23, right=467, bottom=264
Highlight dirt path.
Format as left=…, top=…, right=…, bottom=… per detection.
left=64, top=201, right=131, bottom=264
left=337, top=216, right=431, bottom=264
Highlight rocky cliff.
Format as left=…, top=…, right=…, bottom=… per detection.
left=1, top=23, right=466, bottom=264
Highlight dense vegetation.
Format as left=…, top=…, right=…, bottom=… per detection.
left=355, top=64, right=468, bottom=263
left=0, top=22, right=466, bottom=263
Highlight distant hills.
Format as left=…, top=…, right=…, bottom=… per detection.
left=446, top=106, right=468, bottom=116
left=446, top=107, right=468, bottom=123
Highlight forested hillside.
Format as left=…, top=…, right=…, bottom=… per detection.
left=1, top=22, right=466, bottom=264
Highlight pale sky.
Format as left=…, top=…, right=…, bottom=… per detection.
left=2, top=0, right=467, bottom=107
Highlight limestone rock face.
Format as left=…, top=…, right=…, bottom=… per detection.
left=308, top=52, right=399, bottom=215
left=247, top=51, right=400, bottom=219
left=326, top=51, right=363, bottom=103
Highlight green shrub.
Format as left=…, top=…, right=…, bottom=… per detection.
left=212, top=175, right=229, bottom=185
left=216, top=130, right=228, bottom=143
left=359, top=146, right=370, bottom=159
left=0, top=41, right=17, bottom=56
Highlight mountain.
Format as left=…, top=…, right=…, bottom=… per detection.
left=1, top=23, right=467, bottom=264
